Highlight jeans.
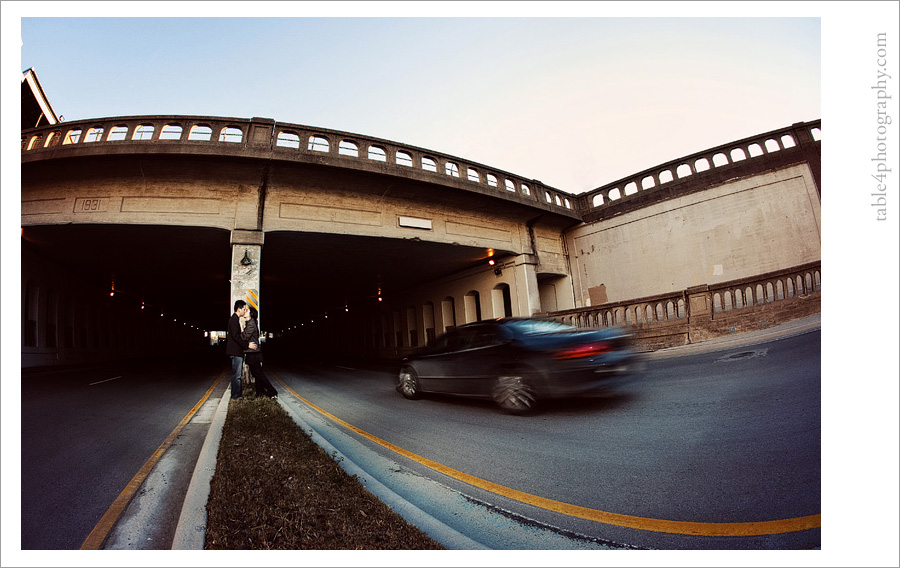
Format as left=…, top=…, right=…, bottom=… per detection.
left=230, top=355, right=244, bottom=399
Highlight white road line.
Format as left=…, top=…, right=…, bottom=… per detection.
left=89, top=376, right=122, bottom=386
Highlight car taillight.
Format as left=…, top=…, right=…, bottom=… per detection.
left=554, top=341, right=613, bottom=359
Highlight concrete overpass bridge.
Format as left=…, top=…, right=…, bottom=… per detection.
left=21, top=114, right=820, bottom=367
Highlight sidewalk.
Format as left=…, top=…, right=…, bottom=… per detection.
left=115, top=312, right=821, bottom=549
left=643, top=312, right=821, bottom=359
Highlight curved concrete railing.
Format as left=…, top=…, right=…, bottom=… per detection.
left=575, top=120, right=821, bottom=221
left=547, top=261, right=821, bottom=351
left=20, top=115, right=580, bottom=218
left=21, top=116, right=821, bottom=223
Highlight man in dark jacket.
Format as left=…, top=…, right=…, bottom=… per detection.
left=226, top=300, right=257, bottom=399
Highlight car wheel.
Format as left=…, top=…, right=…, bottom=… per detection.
left=492, top=373, right=536, bottom=414
left=398, top=366, right=422, bottom=400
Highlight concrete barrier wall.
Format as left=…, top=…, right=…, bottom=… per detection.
left=565, top=163, right=821, bottom=308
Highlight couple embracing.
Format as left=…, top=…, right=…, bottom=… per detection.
left=226, top=300, right=278, bottom=400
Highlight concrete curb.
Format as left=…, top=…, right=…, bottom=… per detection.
left=170, top=388, right=231, bottom=550
left=275, top=396, right=489, bottom=550
left=643, top=313, right=821, bottom=359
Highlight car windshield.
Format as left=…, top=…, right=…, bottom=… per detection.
left=505, top=320, right=575, bottom=335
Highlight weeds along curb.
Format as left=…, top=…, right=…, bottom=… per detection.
left=171, top=388, right=231, bottom=549
left=274, top=397, right=488, bottom=550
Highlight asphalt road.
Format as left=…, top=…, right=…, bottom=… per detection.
left=19, top=353, right=224, bottom=550
left=18, top=329, right=820, bottom=551
left=271, top=330, right=821, bottom=549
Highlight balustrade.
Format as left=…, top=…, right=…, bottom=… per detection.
left=580, top=120, right=821, bottom=212
left=21, top=115, right=575, bottom=215
left=548, top=262, right=820, bottom=333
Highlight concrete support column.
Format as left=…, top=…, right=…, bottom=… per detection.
left=513, top=255, right=542, bottom=316
left=230, top=230, right=264, bottom=317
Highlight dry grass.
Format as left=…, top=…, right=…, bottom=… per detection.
left=204, top=395, right=444, bottom=550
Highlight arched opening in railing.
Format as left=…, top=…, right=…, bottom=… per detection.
left=659, top=170, right=674, bottom=184
left=421, top=156, right=437, bottom=172
left=467, top=167, right=480, bottom=183
left=730, top=148, right=747, bottom=162
left=188, top=125, right=212, bottom=141
left=396, top=150, right=413, bottom=167
left=765, top=138, right=781, bottom=152
left=308, top=135, right=330, bottom=152
left=748, top=143, right=764, bottom=157
left=624, top=181, right=639, bottom=195
left=107, top=126, right=128, bottom=141
left=63, top=129, right=82, bottom=144
left=695, top=157, right=710, bottom=172
left=369, top=145, right=387, bottom=162
left=676, top=164, right=692, bottom=179
left=781, top=134, right=796, bottom=148
left=133, top=124, right=155, bottom=141
left=27, top=135, right=43, bottom=150
left=486, top=173, right=498, bottom=187
left=520, top=183, right=530, bottom=196
left=712, top=152, right=729, bottom=167
left=219, top=127, right=243, bottom=143
left=277, top=131, right=301, bottom=149
left=159, top=124, right=183, bottom=140
left=445, top=161, right=460, bottom=177
left=84, top=127, right=104, bottom=143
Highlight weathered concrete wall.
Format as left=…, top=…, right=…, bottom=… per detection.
left=261, top=162, right=578, bottom=262
left=566, top=163, right=821, bottom=308
left=21, top=155, right=266, bottom=232
left=342, top=253, right=538, bottom=358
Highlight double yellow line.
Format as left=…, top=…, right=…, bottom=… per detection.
left=275, top=374, right=820, bottom=538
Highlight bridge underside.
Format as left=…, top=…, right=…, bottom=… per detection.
left=22, top=224, right=495, bottom=334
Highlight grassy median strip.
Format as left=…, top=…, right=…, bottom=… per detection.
left=204, top=395, right=444, bottom=550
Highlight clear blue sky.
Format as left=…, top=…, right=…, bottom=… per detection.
left=12, top=13, right=821, bottom=193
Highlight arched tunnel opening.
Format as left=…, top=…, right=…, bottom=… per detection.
left=21, top=223, right=505, bottom=368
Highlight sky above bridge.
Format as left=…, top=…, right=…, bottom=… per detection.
left=9, top=6, right=825, bottom=194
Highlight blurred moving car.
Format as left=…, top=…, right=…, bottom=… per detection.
left=396, top=318, right=635, bottom=414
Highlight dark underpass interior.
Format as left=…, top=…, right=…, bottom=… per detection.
left=21, top=224, right=497, bottom=336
